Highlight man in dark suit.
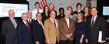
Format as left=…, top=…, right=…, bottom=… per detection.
left=59, top=10, right=75, bottom=44
left=27, top=11, right=35, bottom=44
left=86, top=7, right=106, bottom=44
left=32, top=13, right=45, bottom=44
left=2, top=9, right=18, bottom=44
left=17, top=13, right=33, bottom=44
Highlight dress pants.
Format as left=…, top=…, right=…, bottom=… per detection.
left=59, top=40, right=74, bottom=44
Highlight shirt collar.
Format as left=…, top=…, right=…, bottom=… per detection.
left=50, top=17, right=54, bottom=22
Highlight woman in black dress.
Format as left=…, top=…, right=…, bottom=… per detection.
left=75, top=13, right=86, bottom=44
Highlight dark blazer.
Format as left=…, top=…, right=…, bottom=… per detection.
left=24, top=19, right=35, bottom=44
left=17, top=21, right=33, bottom=44
left=28, top=19, right=35, bottom=43
left=32, top=20, right=45, bottom=44
left=86, top=16, right=106, bottom=44
left=2, top=18, right=18, bottom=44
left=59, top=18, right=75, bottom=40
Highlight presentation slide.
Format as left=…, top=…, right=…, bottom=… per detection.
left=103, top=6, right=109, bottom=16
left=0, top=3, right=28, bottom=17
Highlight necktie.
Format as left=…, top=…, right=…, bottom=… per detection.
left=28, top=19, right=30, bottom=23
left=25, top=22, right=30, bottom=31
left=91, top=17, right=94, bottom=27
left=39, top=21, right=44, bottom=28
left=12, top=19, right=17, bottom=29
left=53, top=20, right=56, bottom=28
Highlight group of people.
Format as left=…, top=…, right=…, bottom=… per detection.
left=2, top=1, right=107, bottom=44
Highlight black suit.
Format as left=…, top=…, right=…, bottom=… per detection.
left=2, top=18, right=18, bottom=44
left=28, top=19, right=35, bottom=43
left=32, top=20, right=45, bottom=44
left=86, top=16, right=106, bottom=44
left=17, top=21, right=33, bottom=44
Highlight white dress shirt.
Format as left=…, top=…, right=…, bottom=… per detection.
left=38, top=20, right=44, bottom=28
left=23, top=20, right=27, bottom=25
left=65, top=18, right=69, bottom=28
left=28, top=19, right=32, bottom=23
left=10, top=18, right=17, bottom=28
left=91, top=15, right=97, bottom=25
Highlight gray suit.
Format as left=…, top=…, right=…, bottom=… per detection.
left=2, top=18, right=18, bottom=44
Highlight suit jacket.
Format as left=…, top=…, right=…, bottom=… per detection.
left=86, top=16, right=106, bottom=44
left=59, top=18, right=75, bottom=40
left=32, top=20, right=45, bottom=44
left=44, top=18, right=60, bottom=43
left=17, top=21, right=33, bottom=44
left=28, top=19, right=34, bottom=43
left=2, top=18, right=18, bottom=44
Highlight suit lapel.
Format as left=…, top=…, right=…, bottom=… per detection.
left=90, top=16, right=99, bottom=30
left=63, top=18, right=69, bottom=29
left=56, top=20, right=59, bottom=29
left=22, top=21, right=30, bottom=32
left=37, top=20, right=43, bottom=28
left=89, top=16, right=92, bottom=28
left=49, top=18, right=55, bottom=28
left=64, top=18, right=68, bottom=29
left=69, top=19, right=73, bottom=30
left=93, top=16, right=99, bottom=28
left=8, top=18, right=16, bottom=29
